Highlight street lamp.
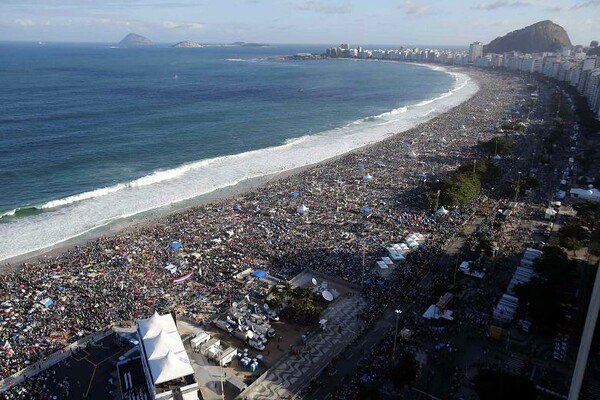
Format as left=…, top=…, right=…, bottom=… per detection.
left=392, top=309, right=403, bottom=362
left=514, top=171, right=522, bottom=203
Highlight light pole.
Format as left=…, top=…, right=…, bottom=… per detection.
left=514, top=172, right=522, bottom=203
left=392, top=309, right=402, bottom=362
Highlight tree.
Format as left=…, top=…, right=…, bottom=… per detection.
left=475, top=370, right=537, bottom=400
left=480, top=137, right=513, bottom=156
left=591, top=40, right=599, bottom=48
left=561, top=237, right=583, bottom=255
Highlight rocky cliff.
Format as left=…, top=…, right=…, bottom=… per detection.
left=484, top=20, right=571, bottom=54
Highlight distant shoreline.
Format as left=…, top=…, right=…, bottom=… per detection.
left=0, top=62, right=477, bottom=272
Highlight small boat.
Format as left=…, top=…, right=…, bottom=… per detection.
left=298, top=88, right=304, bottom=92
left=173, top=74, right=179, bottom=80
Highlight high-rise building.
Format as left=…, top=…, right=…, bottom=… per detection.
left=469, top=42, right=483, bottom=62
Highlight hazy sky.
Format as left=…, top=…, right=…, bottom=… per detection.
left=1, top=0, right=599, bottom=46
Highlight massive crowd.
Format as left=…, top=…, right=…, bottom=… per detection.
left=1, top=68, right=531, bottom=396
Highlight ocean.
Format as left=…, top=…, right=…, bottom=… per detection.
left=0, top=42, right=477, bottom=263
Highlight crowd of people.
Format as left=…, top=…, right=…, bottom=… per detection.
left=1, top=68, right=531, bottom=397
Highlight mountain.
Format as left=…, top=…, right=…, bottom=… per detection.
left=484, top=20, right=571, bottom=54
left=173, top=41, right=203, bottom=48
left=119, top=33, right=153, bottom=46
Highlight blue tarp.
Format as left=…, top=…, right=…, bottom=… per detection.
left=40, top=298, right=54, bottom=308
left=360, top=207, right=372, bottom=214
left=376, top=280, right=385, bottom=286
left=169, top=241, right=182, bottom=250
left=57, top=286, right=66, bottom=293
left=364, top=278, right=372, bottom=285
left=252, top=270, right=267, bottom=278
left=290, top=191, right=300, bottom=198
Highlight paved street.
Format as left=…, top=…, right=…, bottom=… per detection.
left=238, top=295, right=367, bottom=399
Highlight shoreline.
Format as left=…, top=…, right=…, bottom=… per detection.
left=0, top=67, right=531, bottom=383
left=0, top=62, right=475, bottom=271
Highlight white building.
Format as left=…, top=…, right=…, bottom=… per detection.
left=469, top=42, right=483, bottom=62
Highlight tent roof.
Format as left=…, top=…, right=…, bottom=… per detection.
left=145, top=330, right=185, bottom=360
left=148, top=350, right=194, bottom=384
left=137, top=312, right=194, bottom=384
left=139, top=311, right=177, bottom=340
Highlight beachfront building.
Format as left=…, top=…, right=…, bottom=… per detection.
left=470, top=42, right=483, bottom=63
left=322, top=42, right=600, bottom=116
left=137, top=312, right=199, bottom=400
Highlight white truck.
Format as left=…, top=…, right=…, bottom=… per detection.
left=190, top=331, right=211, bottom=351
left=219, top=347, right=238, bottom=367
left=248, top=321, right=275, bottom=338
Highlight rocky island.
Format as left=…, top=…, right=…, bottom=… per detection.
left=173, top=41, right=203, bottom=48
left=118, top=33, right=153, bottom=46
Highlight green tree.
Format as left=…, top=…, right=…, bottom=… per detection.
left=480, top=137, right=513, bottom=156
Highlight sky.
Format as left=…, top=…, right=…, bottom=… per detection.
left=1, top=0, right=599, bottom=46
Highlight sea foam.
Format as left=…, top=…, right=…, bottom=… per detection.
left=0, top=67, right=479, bottom=263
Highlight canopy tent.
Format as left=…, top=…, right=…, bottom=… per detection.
left=436, top=206, right=449, bottom=216
left=148, top=350, right=195, bottom=385
left=145, top=330, right=186, bottom=360
left=297, top=204, right=309, bottom=214
left=139, top=311, right=178, bottom=340
left=363, top=174, right=373, bottom=182
left=169, top=241, right=182, bottom=250
left=137, top=312, right=194, bottom=385
left=252, top=270, right=267, bottom=278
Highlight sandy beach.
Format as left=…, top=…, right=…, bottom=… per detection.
left=0, top=66, right=532, bottom=385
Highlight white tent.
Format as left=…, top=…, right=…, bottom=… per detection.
left=363, top=173, right=373, bottom=182
left=145, top=330, right=186, bottom=360
left=408, top=151, right=417, bottom=159
left=436, top=206, right=449, bottom=216
left=137, top=312, right=195, bottom=385
left=139, top=311, right=177, bottom=340
left=297, top=204, right=309, bottom=214
left=149, top=350, right=195, bottom=385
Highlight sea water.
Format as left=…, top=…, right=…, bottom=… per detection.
left=0, top=42, right=478, bottom=262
